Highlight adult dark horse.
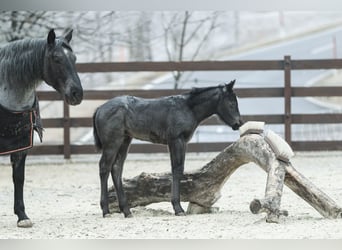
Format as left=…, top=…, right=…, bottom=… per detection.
left=0, top=29, right=83, bottom=227
left=93, top=80, right=243, bottom=218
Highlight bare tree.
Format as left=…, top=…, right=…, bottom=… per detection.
left=161, top=11, right=221, bottom=89
left=71, top=11, right=118, bottom=62
left=0, top=11, right=59, bottom=43
left=124, top=12, right=153, bottom=61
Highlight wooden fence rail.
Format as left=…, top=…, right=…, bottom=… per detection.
left=29, top=56, right=342, bottom=158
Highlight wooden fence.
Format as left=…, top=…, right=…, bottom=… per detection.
left=30, top=56, right=342, bottom=158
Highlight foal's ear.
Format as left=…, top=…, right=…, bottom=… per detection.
left=64, top=29, right=73, bottom=43
left=47, top=29, right=56, bottom=46
left=226, top=79, right=236, bottom=92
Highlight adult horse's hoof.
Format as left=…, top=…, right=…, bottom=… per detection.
left=17, top=219, right=33, bottom=228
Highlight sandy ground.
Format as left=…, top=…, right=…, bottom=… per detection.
left=1, top=151, right=342, bottom=239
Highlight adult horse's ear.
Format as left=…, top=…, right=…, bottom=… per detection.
left=226, top=79, right=236, bottom=92
left=65, top=29, right=73, bottom=43
left=47, top=29, right=56, bottom=46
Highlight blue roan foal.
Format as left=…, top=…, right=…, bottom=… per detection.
left=93, top=80, right=243, bottom=218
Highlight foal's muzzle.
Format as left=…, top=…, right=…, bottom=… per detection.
left=232, top=119, right=244, bottom=130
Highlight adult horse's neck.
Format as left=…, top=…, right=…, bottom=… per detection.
left=186, top=87, right=220, bottom=124
left=0, top=39, right=46, bottom=111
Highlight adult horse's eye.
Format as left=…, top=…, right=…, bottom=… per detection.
left=72, top=54, right=77, bottom=63
left=52, top=57, right=59, bottom=63
left=52, top=53, right=63, bottom=64
left=68, top=53, right=77, bottom=63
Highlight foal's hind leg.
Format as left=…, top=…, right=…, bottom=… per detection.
left=11, top=151, right=33, bottom=228
left=111, top=136, right=132, bottom=218
left=99, top=145, right=120, bottom=218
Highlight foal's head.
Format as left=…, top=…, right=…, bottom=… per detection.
left=43, top=29, right=83, bottom=105
left=216, top=80, right=243, bottom=130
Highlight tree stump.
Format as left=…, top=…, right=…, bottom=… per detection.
left=108, top=134, right=342, bottom=222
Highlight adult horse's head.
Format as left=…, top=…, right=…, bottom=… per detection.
left=43, top=29, right=83, bottom=105
left=217, top=80, right=243, bottom=130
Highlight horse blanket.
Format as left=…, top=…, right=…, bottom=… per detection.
left=0, top=97, right=43, bottom=155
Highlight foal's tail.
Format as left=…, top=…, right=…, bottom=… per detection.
left=93, top=109, right=102, bottom=151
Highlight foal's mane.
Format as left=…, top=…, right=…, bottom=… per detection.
left=186, top=85, right=222, bottom=107
left=188, top=85, right=221, bottom=96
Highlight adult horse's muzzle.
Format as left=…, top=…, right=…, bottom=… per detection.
left=64, top=80, right=83, bottom=105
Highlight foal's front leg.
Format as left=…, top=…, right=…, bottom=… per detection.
left=168, top=138, right=186, bottom=216
left=11, top=151, right=33, bottom=228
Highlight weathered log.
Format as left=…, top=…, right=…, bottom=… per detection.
left=249, top=152, right=288, bottom=223
left=108, top=134, right=342, bottom=221
left=283, top=163, right=342, bottom=218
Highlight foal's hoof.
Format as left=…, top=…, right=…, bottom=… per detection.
left=125, top=213, right=133, bottom=218
left=175, top=211, right=186, bottom=216
left=103, top=213, right=112, bottom=218
left=17, top=219, right=33, bottom=228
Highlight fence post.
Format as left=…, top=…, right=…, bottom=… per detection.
left=284, top=55, right=292, bottom=145
left=63, top=101, right=71, bottom=159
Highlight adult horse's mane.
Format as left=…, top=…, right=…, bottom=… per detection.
left=0, top=37, right=72, bottom=85
left=0, top=39, right=47, bottom=86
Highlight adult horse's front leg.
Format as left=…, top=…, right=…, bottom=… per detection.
left=11, top=151, right=33, bottom=228
left=168, top=138, right=186, bottom=216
